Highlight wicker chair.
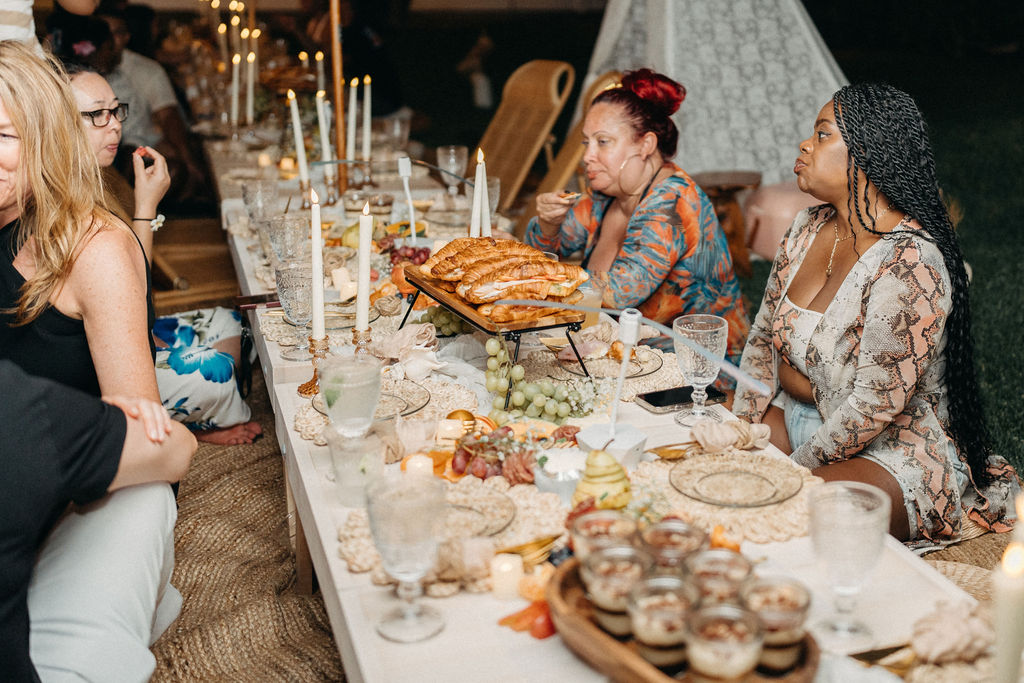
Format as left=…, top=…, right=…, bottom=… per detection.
left=470, top=59, right=575, bottom=215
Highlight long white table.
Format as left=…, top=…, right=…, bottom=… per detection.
left=210, top=148, right=973, bottom=682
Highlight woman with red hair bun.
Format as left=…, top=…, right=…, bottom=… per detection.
left=525, top=69, right=748, bottom=381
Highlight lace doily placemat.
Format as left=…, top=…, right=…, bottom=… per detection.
left=336, top=475, right=567, bottom=597
left=519, top=347, right=684, bottom=402
left=292, top=376, right=478, bottom=445
left=257, top=308, right=402, bottom=346
left=630, top=457, right=822, bottom=543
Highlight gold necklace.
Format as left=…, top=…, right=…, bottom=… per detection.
left=824, top=204, right=891, bottom=277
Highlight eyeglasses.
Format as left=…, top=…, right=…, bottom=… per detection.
left=80, top=103, right=129, bottom=128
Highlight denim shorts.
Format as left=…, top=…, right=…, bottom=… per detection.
left=770, top=390, right=822, bottom=451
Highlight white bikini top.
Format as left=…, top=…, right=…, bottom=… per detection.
left=773, top=295, right=823, bottom=375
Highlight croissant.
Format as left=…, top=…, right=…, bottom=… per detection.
left=464, top=262, right=588, bottom=304
left=439, top=242, right=546, bottom=281
left=478, top=302, right=564, bottom=323
left=428, top=238, right=499, bottom=278
left=420, top=237, right=477, bottom=272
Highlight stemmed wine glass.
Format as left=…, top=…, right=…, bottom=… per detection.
left=809, top=481, right=890, bottom=652
left=366, top=474, right=447, bottom=642
left=436, top=145, right=468, bottom=207
left=267, top=214, right=310, bottom=263
left=671, top=314, right=728, bottom=426
left=274, top=261, right=313, bottom=361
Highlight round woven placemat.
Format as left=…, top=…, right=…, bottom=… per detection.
left=925, top=559, right=992, bottom=602
left=150, top=366, right=344, bottom=681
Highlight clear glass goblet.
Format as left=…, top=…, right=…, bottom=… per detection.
left=317, top=355, right=382, bottom=438
left=809, top=481, right=890, bottom=652
left=366, top=474, right=447, bottom=643
left=267, top=214, right=311, bottom=263
left=274, top=261, right=313, bottom=361
left=241, top=179, right=280, bottom=222
left=436, top=144, right=468, bottom=201
left=672, top=314, right=728, bottom=426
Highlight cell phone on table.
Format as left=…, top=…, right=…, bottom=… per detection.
left=635, top=385, right=727, bottom=414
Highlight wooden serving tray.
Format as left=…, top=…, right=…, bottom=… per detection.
left=546, top=558, right=819, bottom=683
left=405, top=267, right=585, bottom=334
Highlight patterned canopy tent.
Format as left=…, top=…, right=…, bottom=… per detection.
left=582, top=0, right=847, bottom=185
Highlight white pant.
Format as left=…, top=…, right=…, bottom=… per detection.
left=27, top=483, right=180, bottom=683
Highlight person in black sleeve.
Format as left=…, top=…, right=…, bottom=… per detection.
left=0, top=360, right=196, bottom=683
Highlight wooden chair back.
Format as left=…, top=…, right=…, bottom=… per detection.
left=471, top=59, right=575, bottom=214
left=513, top=70, right=621, bottom=237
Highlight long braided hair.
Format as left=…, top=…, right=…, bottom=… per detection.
left=832, top=83, right=991, bottom=485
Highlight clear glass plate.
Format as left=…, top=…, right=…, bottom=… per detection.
left=558, top=346, right=663, bottom=379
left=669, top=453, right=804, bottom=508
left=312, top=378, right=430, bottom=419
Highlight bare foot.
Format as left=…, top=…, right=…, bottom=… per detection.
left=195, top=421, right=263, bottom=445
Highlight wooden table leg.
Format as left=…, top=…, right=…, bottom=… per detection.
left=286, top=474, right=315, bottom=594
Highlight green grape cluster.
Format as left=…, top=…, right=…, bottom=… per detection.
left=416, top=306, right=474, bottom=337
left=484, top=336, right=584, bottom=427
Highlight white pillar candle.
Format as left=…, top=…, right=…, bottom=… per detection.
left=356, top=203, right=373, bottom=331
left=244, top=51, right=255, bottom=125
left=229, top=53, right=240, bottom=127
left=287, top=89, right=309, bottom=186
left=216, top=23, right=229, bottom=64
left=405, top=454, right=433, bottom=477
left=310, top=190, right=326, bottom=339
left=315, top=50, right=326, bottom=92
left=490, top=553, right=524, bottom=601
left=361, top=75, right=372, bottom=161
left=479, top=150, right=491, bottom=237
left=239, top=27, right=249, bottom=59
left=469, top=148, right=483, bottom=238
left=346, top=77, right=358, bottom=162
left=995, top=542, right=1024, bottom=683
left=230, top=14, right=240, bottom=54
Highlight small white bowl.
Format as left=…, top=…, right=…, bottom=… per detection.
left=532, top=448, right=587, bottom=506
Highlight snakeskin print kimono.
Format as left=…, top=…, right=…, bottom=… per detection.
left=525, top=164, right=749, bottom=381
left=734, top=205, right=1019, bottom=548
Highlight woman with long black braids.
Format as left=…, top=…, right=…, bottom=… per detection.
left=733, top=83, right=1019, bottom=548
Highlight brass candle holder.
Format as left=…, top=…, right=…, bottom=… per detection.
left=297, top=335, right=330, bottom=398
left=352, top=327, right=372, bottom=356
left=299, top=178, right=312, bottom=210
left=324, top=170, right=339, bottom=206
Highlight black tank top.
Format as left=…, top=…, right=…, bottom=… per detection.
left=0, top=218, right=156, bottom=396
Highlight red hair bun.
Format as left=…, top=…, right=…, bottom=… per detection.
left=621, top=68, right=686, bottom=116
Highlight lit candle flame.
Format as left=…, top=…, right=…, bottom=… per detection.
left=315, top=50, right=324, bottom=62
left=247, top=52, right=255, bottom=63
left=287, top=89, right=296, bottom=100
left=211, top=0, right=220, bottom=7
left=1003, top=542, right=1024, bottom=577
left=217, top=23, right=226, bottom=34
left=230, top=15, right=240, bottom=26
left=298, top=51, right=308, bottom=62
left=477, top=148, right=485, bottom=163
left=362, top=203, right=370, bottom=216
left=240, top=27, right=249, bottom=39
left=349, top=77, right=358, bottom=87
left=236, top=1, right=244, bottom=10
left=251, top=28, right=261, bottom=38
left=228, top=0, right=236, bottom=9
left=232, top=53, right=241, bottom=65
left=316, top=89, right=325, bottom=99
left=311, top=189, right=319, bottom=204
left=363, top=74, right=371, bottom=85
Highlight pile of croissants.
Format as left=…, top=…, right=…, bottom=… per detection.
left=417, top=237, right=589, bottom=323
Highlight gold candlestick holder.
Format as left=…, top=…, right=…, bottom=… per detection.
left=299, top=179, right=312, bottom=210
left=324, top=171, right=339, bottom=206
left=297, top=336, right=330, bottom=398
left=352, top=327, right=372, bottom=356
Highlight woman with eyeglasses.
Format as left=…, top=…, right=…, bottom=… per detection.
left=67, top=63, right=262, bottom=446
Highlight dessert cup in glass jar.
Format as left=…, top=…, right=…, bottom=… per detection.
left=570, top=509, right=637, bottom=563
left=580, top=545, right=653, bottom=636
left=640, top=518, right=709, bottom=571
left=627, top=574, right=701, bottom=668
left=685, top=603, right=764, bottom=681
left=684, top=549, right=753, bottom=605
left=740, top=576, right=811, bottom=673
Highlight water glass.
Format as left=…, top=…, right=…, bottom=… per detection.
left=275, top=261, right=313, bottom=361
left=325, top=428, right=384, bottom=507
left=316, top=355, right=382, bottom=438
left=436, top=145, right=468, bottom=198
left=672, top=314, right=728, bottom=426
left=241, top=179, right=281, bottom=221
left=267, top=214, right=310, bottom=263
left=366, top=474, right=447, bottom=642
left=579, top=271, right=609, bottom=328
left=809, top=481, right=890, bottom=651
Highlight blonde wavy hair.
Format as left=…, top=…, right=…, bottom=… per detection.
left=0, top=40, right=122, bottom=325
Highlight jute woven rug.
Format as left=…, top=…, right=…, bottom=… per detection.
left=151, top=365, right=345, bottom=681
left=148, top=363, right=1011, bottom=680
